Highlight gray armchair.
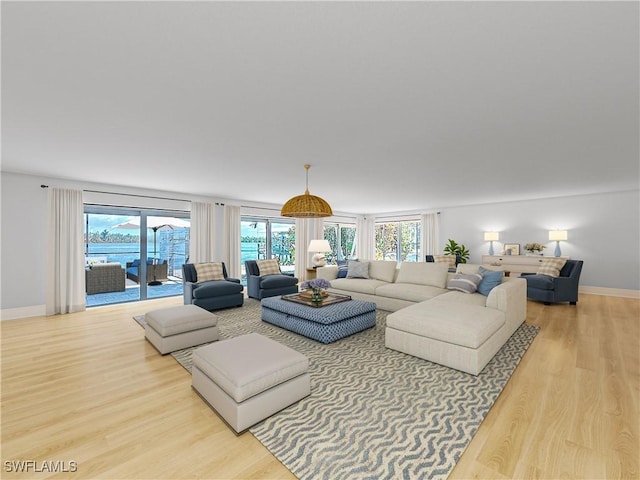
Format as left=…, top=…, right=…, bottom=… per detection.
left=521, top=259, right=583, bottom=305
left=182, top=262, right=244, bottom=311
left=244, top=260, right=298, bottom=299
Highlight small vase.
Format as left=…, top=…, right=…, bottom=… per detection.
left=311, top=289, right=323, bottom=304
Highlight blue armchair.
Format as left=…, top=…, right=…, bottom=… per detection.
left=244, top=260, right=298, bottom=299
left=182, top=262, right=244, bottom=311
left=520, top=259, right=583, bottom=305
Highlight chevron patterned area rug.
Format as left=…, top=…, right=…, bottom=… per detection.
left=143, top=299, right=538, bottom=480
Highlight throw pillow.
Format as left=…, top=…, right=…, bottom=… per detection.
left=537, top=258, right=567, bottom=277
left=447, top=273, right=483, bottom=294
left=477, top=266, right=503, bottom=296
left=337, top=260, right=349, bottom=278
left=434, top=255, right=457, bottom=268
left=347, top=260, right=370, bottom=279
left=256, top=259, right=281, bottom=276
left=195, top=262, right=225, bottom=282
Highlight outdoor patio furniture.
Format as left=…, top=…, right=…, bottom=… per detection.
left=86, top=262, right=126, bottom=294
left=126, top=259, right=168, bottom=284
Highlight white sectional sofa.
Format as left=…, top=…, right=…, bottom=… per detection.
left=317, top=260, right=527, bottom=375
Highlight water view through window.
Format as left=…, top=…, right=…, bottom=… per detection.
left=84, top=210, right=190, bottom=307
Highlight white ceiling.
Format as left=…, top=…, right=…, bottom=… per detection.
left=2, top=1, right=638, bottom=214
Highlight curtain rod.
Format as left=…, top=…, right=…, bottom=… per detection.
left=40, top=184, right=203, bottom=204
left=40, top=185, right=357, bottom=218
left=373, top=212, right=441, bottom=220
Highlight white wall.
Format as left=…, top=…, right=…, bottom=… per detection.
left=437, top=190, right=640, bottom=291
left=2, top=171, right=638, bottom=319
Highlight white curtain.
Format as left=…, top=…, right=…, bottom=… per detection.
left=295, top=218, right=324, bottom=279
left=223, top=205, right=241, bottom=278
left=189, top=202, right=216, bottom=264
left=355, top=216, right=374, bottom=260
left=46, top=187, right=86, bottom=315
left=421, top=213, right=440, bottom=259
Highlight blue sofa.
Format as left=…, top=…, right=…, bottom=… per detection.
left=182, top=262, right=244, bottom=311
left=521, top=259, right=583, bottom=305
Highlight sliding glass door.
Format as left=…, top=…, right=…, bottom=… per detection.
left=84, top=206, right=190, bottom=307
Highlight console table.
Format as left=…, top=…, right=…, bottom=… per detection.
left=481, top=255, right=570, bottom=277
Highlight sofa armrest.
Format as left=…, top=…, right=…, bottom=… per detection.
left=247, top=275, right=261, bottom=297
left=226, top=277, right=241, bottom=284
left=183, top=281, right=196, bottom=305
left=317, top=266, right=338, bottom=281
left=486, top=278, right=527, bottom=327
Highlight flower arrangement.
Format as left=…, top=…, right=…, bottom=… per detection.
left=524, top=242, right=546, bottom=253
left=300, top=278, right=331, bottom=291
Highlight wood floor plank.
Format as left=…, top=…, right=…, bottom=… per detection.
left=2, top=294, right=638, bottom=479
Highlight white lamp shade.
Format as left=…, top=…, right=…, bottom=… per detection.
left=484, top=232, right=500, bottom=241
left=549, top=230, right=568, bottom=241
left=308, top=239, right=331, bottom=253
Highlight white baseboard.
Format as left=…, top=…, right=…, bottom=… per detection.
left=1, top=304, right=46, bottom=321
left=579, top=286, right=640, bottom=299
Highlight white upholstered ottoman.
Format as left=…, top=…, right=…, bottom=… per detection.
left=191, top=332, right=310, bottom=433
left=145, top=304, right=219, bottom=354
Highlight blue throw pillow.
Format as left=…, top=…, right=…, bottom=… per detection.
left=132, top=259, right=140, bottom=267
left=337, top=260, right=348, bottom=278
left=477, top=267, right=503, bottom=296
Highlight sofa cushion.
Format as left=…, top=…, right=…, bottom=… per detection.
left=523, top=274, right=555, bottom=290
left=369, top=260, right=398, bottom=283
left=347, top=261, right=370, bottom=279
left=386, top=302, right=505, bottom=349
left=193, top=280, right=243, bottom=299
left=537, top=258, right=567, bottom=278
left=375, top=283, right=448, bottom=303
left=396, top=262, right=449, bottom=288
left=477, top=267, right=504, bottom=296
left=260, top=275, right=298, bottom=289
left=429, top=290, right=488, bottom=307
left=257, top=259, right=281, bottom=276
left=195, top=262, right=225, bottom=282
left=329, top=278, right=387, bottom=295
left=447, top=273, right=483, bottom=293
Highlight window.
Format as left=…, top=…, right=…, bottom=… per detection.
left=323, top=222, right=356, bottom=264
left=374, top=220, right=420, bottom=262
left=241, top=217, right=295, bottom=283
left=84, top=206, right=190, bottom=306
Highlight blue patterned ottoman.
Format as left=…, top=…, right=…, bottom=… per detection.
left=260, top=296, right=377, bottom=344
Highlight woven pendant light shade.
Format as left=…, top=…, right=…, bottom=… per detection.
left=281, top=165, right=333, bottom=218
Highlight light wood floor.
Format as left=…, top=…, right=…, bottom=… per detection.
left=1, top=294, right=638, bottom=479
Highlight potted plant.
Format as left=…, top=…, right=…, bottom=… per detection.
left=523, top=242, right=546, bottom=255
left=443, top=239, right=470, bottom=264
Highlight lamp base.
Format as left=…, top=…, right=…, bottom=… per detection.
left=311, top=253, right=326, bottom=267
left=554, top=241, right=562, bottom=257
left=488, top=242, right=494, bottom=256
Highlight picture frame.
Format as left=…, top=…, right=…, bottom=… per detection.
left=504, top=243, right=520, bottom=256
